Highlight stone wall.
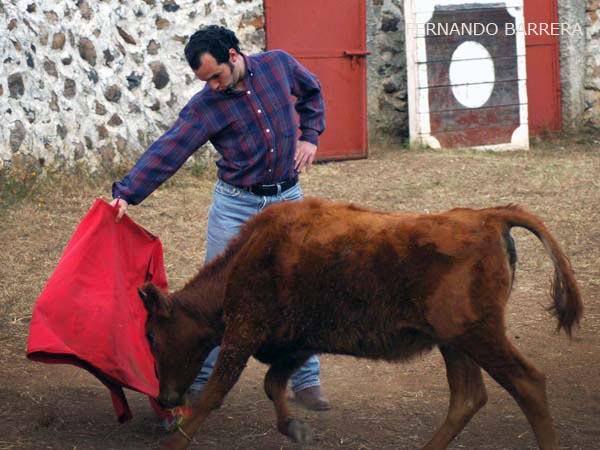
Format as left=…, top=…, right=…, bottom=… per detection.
left=1, top=0, right=598, bottom=169
left=367, top=0, right=408, bottom=141
left=0, top=0, right=264, bottom=169
left=585, top=0, right=600, bottom=126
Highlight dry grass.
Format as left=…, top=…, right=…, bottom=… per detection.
left=1, top=131, right=599, bottom=449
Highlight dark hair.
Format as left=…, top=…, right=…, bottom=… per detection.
left=184, top=25, right=241, bottom=70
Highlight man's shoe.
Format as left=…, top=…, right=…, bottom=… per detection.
left=293, top=386, right=331, bottom=411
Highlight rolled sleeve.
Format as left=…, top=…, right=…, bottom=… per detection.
left=287, top=54, right=325, bottom=146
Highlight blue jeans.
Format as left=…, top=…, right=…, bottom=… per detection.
left=189, top=179, right=321, bottom=393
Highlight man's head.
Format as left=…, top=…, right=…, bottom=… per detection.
left=184, top=25, right=245, bottom=92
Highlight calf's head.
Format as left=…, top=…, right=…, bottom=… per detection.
left=138, top=283, right=219, bottom=408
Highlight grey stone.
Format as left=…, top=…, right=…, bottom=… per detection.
left=156, top=18, right=171, bottom=29
left=84, top=136, right=93, bottom=149
left=10, top=121, right=26, bottom=153
left=108, top=113, right=123, bottom=126
left=116, top=42, right=126, bottom=56
left=150, top=62, right=170, bottom=89
left=95, top=100, right=107, bottom=115
left=129, top=102, right=142, bottom=113
left=8, top=73, right=25, bottom=98
left=383, top=80, right=398, bottom=94
left=137, top=129, right=146, bottom=146
left=381, top=15, right=399, bottom=32
left=104, top=84, right=121, bottom=103
left=77, top=0, right=92, bottom=20
left=0, top=85, right=3, bottom=96
left=11, top=39, right=22, bottom=52
left=163, top=0, right=180, bottom=12
left=127, top=72, right=143, bottom=90
left=26, top=3, right=36, bottom=12
left=49, top=91, right=60, bottom=111
left=64, top=78, right=76, bottom=98
left=8, top=18, right=17, bottom=30
left=23, top=106, right=36, bottom=123
left=98, top=143, right=116, bottom=164
left=147, top=40, right=160, bottom=55
left=87, top=69, right=99, bottom=83
left=156, top=121, right=170, bottom=131
left=57, top=123, right=68, bottom=139
left=149, top=99, right=161, bottom=111
left=51, top=33, right=65, bottom=49
left=26, top=52, right=34, bottom=68
left=117, top=25, right=137, bottom=45
left=61, top=55, right=73, bottom=65
left=78, top=37, right=97, bottom=66
left=166, top=92, right=178, bottom=108
left=39, top=25, right=48, bottom=45
left=43, top=58, right=58, bottom=77
left=74, top=142, right=85, bottom=160
left=142, top=0, right=156, bottom=5
left=115, top=135, right=127, bottom=153
left=103, top=49, right=115, bottom=66
left=239, top=9, right=264, bottom=29
left=97, top=124, right=109, bottom=140
left=131, top=52, right=144, bottom=64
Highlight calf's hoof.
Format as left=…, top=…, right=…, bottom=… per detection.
left=288, top=419, right=314, bottom=444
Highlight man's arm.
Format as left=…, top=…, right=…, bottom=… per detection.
left=111, top=103, right=209, bottom=221
left=285, top=53, right=325, bottom=172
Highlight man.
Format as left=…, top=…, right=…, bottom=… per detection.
left=110, top=25, right=330, bottom=416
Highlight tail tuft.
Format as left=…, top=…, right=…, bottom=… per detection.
left=546, top=260, right=583, bottom=337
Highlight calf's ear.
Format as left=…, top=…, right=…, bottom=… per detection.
left=138, top=283, right=170, bottom=319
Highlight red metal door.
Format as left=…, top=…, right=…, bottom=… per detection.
left=265, top=0, right=368, bottom=160
left=524, top=0, right=562, bottom=134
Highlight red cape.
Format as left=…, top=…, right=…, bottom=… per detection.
left=27, top=199, right=169, bottom=422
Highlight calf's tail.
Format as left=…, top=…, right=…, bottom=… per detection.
left=493, top=205, right=583, bottom=337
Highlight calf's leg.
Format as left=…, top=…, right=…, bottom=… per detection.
left=422, top=345, right=487, bottom=450
left=458, top=330, right=559, bottom=450
left=263, top=351, right=314, bottom=443
left=160, top=344, right=253, bottom=450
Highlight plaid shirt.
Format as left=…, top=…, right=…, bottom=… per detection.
left=112, top=50, right=325, bottom=205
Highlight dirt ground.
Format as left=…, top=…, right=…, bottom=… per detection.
left=1, top=136, right=599, bottom=450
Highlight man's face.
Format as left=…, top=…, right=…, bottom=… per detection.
left=194, top=50, right=240, bottom=93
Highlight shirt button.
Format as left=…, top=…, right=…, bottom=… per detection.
left=268, top=169, right=272, bottom=173
left=246, top=90, right=251, bottom=95
left=266, top=128, right=270, bottom=133
left=257, top=109, right=262, bottom=114
left=270, top=148, right=274, bottom=152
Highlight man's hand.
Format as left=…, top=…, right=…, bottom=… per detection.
left=294, top=141, right=317, bottom=173
left=110, top=198, right=129, bottom=223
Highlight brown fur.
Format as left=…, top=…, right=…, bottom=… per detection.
left=139, top=199, right=583, bottom=450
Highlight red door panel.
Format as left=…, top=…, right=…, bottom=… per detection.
left=524, top=0, right=562, bottom=134
left=265, top=0, right=368, bottom=160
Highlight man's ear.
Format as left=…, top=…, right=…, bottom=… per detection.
left=138, top=283, right=170, bottom=319
left=229, top=48, right=238, bottom=62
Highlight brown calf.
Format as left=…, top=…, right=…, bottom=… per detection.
left=139, top=199, right=583, bottom=450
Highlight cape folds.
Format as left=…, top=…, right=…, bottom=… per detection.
left=27, top=199, right=168, bottom=422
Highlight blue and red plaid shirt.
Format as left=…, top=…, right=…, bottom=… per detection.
left=112, top=50, right=325, bottom=205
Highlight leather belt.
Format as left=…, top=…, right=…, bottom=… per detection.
left=243, top=177, right=297, bottom=196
